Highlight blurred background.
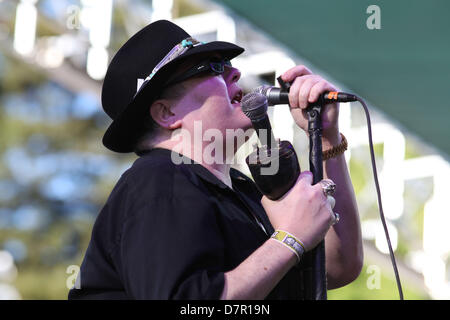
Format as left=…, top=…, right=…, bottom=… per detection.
left=0, top=0, right=449, bottom=300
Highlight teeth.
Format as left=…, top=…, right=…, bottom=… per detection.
left=231, top=91, right=242, bottom=104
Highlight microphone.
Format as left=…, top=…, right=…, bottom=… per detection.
left=241, top=92, right=277, bottom=151
left=241, top=92, right=301, bottom=200
left=253, top=85, right=357, bottom=106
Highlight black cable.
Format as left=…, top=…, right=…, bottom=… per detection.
left=355, top=96, right=404, bottom=300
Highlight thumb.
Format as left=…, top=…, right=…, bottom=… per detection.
left=297, top=171, right=313, bottom=187
left=285, top=170, right=313, bottom=196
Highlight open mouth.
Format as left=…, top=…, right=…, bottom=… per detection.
left=230, top=90, right=243, bottom=106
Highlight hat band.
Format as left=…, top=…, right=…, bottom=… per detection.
left=144, top=37, right=205, bottom=83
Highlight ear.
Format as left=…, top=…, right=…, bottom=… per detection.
left=149, top=99, right=182, bottom=130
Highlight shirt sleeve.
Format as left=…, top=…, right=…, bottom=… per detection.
left=115, top=165, right=226, bottom=299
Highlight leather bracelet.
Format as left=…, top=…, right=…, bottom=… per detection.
left=271, top=230, right=305, bottom=263
left=322, top=133, right=348, bottom=161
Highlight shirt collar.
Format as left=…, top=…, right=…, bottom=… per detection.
left=209, top=167, right=233, bottom=190
left=140, top=148, right=239, bottom=190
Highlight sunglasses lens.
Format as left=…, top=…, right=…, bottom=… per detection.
left=210, top=60, right=231, bottom=73
left=210, top=62, right=224, bottom=73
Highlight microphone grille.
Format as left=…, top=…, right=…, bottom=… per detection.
left=241, top=92, right=268, bottom=121
left=252, top=85, right=271, bottom=96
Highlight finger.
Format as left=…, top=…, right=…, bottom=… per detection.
left=261, top=195, right=271, bottom=206
left=299, top=77, right=321, bottom=109
left=326, top=195, right=336, bottom=209
left=312, top=182, right=327, bottom=200
left=298, top=171, right=313, bottom=186
left=329, top=210, right=338, bottom=227
left=281, top=65, right=313, bottom=83
left=287, top=76, right=305, bottom=109
left=274, top=171, right=313, bottom=200
left=308, top=80, right=337, bottom=104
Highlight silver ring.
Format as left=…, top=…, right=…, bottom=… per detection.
left=326, top=195, right=336, bottom=209
left=320, top=179, right=336, bottom=197
left=331, top=212, right=340, bottom=225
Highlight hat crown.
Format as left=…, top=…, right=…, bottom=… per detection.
left=101, top=20, right=190, bottom=120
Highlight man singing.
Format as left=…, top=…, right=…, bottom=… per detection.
left=68, top=20, right=363, bottom=300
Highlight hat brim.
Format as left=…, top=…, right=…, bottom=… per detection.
left=102, top=41, right=244, bottom=153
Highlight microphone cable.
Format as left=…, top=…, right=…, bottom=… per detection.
left=354, top=95, right=404, bottom=300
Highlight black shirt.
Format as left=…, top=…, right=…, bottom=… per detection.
left=68, top=148, right=303, bottom=300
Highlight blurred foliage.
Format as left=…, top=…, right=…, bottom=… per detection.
left=1, top=58, right=46, bottom=93
left=0, top=48, right=134, bottom=299
left=329, top=262, right=427, bottom=300
left=0, top=221, right=93, bottom=299
left=177, top=0, right=205, bottom=17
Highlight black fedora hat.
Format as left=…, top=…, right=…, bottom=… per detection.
left=101, top=20, right=244, bottom=153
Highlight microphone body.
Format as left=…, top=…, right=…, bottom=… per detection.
left=241, top=92, right=301, bottom=200
left=254, top=86, right=357, bottom=106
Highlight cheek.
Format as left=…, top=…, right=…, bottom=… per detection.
left=181, top=76, right=252, bottom=130
left=180, top=99, right=226, bottom=133
left=196, top=75, right=228, bottom=99
left=235, top=108, right=253, bottom=129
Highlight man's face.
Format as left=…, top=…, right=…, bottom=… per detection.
left=170, top=56, right=252, bottom=137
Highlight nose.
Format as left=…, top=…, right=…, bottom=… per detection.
left=223, top=66, right=241, bottom=84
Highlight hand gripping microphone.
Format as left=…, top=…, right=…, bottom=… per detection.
left=241, top=92, right=300, bottom=200
left=253, top=85, right=358, bottom=106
